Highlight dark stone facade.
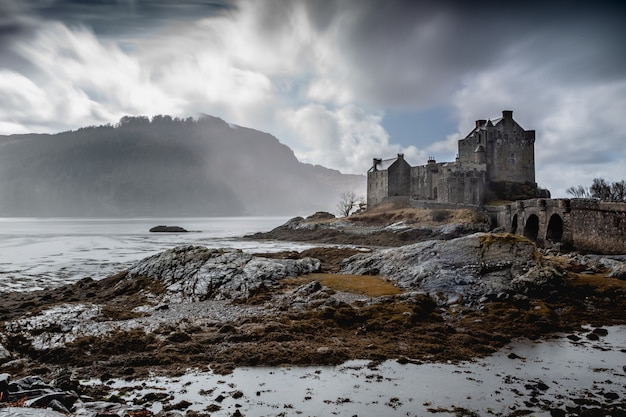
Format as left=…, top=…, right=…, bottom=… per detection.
left=367, top=110, right=539, bottom=207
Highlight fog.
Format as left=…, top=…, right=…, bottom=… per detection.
left=0, top=115, right=364, bottom=217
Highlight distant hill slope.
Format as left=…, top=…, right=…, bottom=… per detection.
left=0, top=115, right=364, bottom=217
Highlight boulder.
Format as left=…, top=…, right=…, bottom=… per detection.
left=0, top=374, right=147, bottom=417
left=125, top=245, right=320, bottom=301
left=340, top=233, right=562, bottom=303
left=149, top=225, right=188, bottom=233
left=0, top=344, right=11, bottom=362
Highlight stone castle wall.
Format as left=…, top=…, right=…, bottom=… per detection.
left=437, top=171, right=486, bottom=206
left=367, top=170, right=388, bottom=208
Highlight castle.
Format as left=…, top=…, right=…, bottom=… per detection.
left=367, top=110, right=547, bottom=208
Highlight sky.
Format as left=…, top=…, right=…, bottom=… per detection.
left=1, top=0, right=625, bottom=197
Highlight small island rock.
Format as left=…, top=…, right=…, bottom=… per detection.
left=149, top=225, right=188, bottom=233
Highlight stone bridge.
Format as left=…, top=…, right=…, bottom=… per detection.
left=487, top=198, right=626, bottom=254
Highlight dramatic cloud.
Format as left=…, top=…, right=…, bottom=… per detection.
left=0, top=0, right=624, bottom=196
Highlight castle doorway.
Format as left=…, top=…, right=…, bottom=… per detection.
left=524, top=214, right=539, bottom=241
left=511, top=214, right=518, bottom=234
left=546, top=213, right=564, bottom=243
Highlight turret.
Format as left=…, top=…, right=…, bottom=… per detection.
left=474, top=145, right=486, bottom=163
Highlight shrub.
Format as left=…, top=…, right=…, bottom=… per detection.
left=431, top=209, right=451, bottom=222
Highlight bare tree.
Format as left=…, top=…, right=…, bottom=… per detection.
left=610, top=180, right=626, bottom=202
left=337, top=191, right=358, bottom=217
left=566, top=185, right=591, bottom=198
left=569, top=178, right=626, bottom=202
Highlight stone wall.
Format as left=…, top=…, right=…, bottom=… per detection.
left=488, top=198, right=626, bottom=254
left=568, top=200, right=626, bottom=254
left=367, top=170, right=388, bottom=207
left=388, top=157, right=411, bottom=197
left=409, top=162, right=442, bottom=200
left=437, top=171, right=486, bottom=206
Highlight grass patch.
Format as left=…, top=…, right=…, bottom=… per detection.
left=349, top=207, right=488, bottom=227
left=287, top=273, right=403, bottom=297
left=567, top=272, right=626, bottom=291
left=479, top=233, right=531, bottom=248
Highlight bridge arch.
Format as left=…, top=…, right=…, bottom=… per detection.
left=524, top=214, right=540, bottom=241
left=546, top=213, right=564, bottom=243
left=511, top=214, right=518, bottom=234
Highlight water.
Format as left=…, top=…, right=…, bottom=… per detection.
left=2, top=217, right=625, bottom=414
left=0, top=217, right=316, bottom=292
left=96, top=326, right=626, bottom=416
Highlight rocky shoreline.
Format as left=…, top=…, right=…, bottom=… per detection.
left=1, top=211, right=626, bottom=415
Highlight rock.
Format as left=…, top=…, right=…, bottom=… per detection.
left=340, top=233, right=561, bottom=303
left=0, top=373, right=148, bottom=417
left=576, top=254, right=626, bottom=278
left=0, top=408, right=67, bottom=417
left=125, top=245, right=320, bottom=301
left=149, top=225, right=188, bottom=233
left=247, top=213, right=489, bottom=246
left=510, top=265, right=563, bottom=296
left=0, top=344, right=10, bottom=362
left=592, top=327, right=609, bottom=337
left=601, top=257, right=626, bottom=279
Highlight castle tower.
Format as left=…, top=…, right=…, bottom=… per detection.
left=474, top=145, right=486, bottom=164
left=458, top=110, right=535, bottom=185
left=484, top=110, right=535, bottom=185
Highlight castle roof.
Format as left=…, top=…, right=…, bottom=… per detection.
left=368, top=157, right=398, bottom=172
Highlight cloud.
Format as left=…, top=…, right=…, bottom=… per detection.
left=0, top=0, right=408, bottom=174
left=280, top=103, right=425, bottom=172
left=0, top=0, right=624, bottom=186
left=443, top=43, right=626, bottom=197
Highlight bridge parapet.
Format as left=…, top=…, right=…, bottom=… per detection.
left=489, top=198, right=626, bottom=254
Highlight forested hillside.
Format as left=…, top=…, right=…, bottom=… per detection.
left=0, top=115, right=364, bottom=216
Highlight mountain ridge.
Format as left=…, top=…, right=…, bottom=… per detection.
left=0, top=115, right=364, bottom=217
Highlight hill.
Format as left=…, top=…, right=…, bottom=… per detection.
left=0, top=115, right=364, bottom=217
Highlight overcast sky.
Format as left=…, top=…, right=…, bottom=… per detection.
left=1, top=0, right=625, bottom=197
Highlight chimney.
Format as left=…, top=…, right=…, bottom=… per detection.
left=475, top=119, right=487, bottom=128
left=502, top=110, right=513, bottom=120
